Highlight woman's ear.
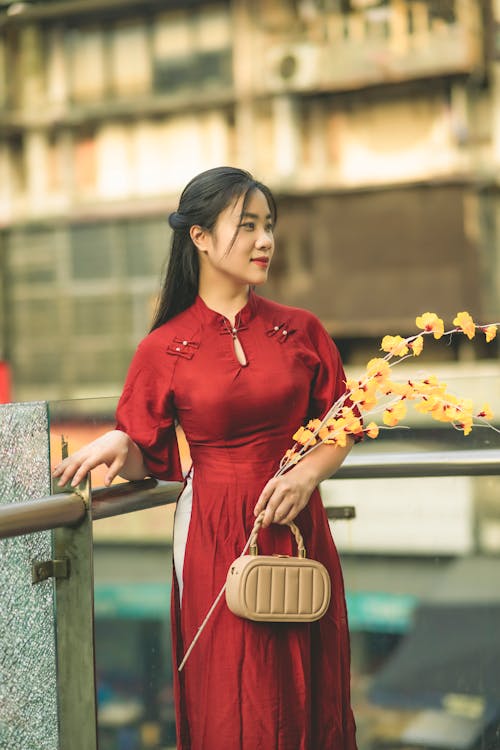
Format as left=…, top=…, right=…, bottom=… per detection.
left=190, top=225, right=210, bottom=253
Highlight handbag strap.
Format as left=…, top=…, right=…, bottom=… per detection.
left=249, top=511, right=306, bottom=558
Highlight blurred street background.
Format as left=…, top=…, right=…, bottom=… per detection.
left=0, top=1, right=499, bottom=749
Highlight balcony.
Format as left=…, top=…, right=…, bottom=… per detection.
left=255, top=0, right=483, bottom=96
left=1, top=395, right=500, bottom=749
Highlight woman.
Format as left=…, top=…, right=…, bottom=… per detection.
left=53, top=166, right=357, bottom=750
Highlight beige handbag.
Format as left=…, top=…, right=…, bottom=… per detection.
left=225, top=513, right=331, bottom=623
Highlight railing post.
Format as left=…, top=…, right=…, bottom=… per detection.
left=52, top=474, right=98, bottom=750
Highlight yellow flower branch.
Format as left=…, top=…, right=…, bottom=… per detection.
left=277, top=312, right=499, bottom=476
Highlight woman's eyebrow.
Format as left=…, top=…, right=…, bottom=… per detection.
left=240, top=212, right=273, bottom=220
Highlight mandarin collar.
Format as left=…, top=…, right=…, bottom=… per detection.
left=192, top=289, right=259, bottom=327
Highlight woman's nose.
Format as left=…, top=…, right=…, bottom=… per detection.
left=256, top=230, right=273, bottom=249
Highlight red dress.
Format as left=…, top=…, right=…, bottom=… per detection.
left=116, top=291, right=357, bottom=750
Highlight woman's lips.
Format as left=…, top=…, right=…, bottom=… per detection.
left=251, top=257, right=270, bottom=267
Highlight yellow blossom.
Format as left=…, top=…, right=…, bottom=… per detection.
left=380, top=380, right=415, bottom=399
left=366, top=358, right=391, bottom=383
left=292, top=427, right=316, bottom=445
left=349, top=380, right=378, bottom=410
left=323, top=418, right=348, bottom=447
left=306, top=418, right=322, bottom=432
left=409, top=335, right=424, bottom=356
left=485, top=325, right=497, bottom=343
left=331, top=431, right=348, bottom=447
left=381, top=335, right=409, bottom=357
left=415, top=312, right=444, bottom=339
left=345, top=378, right=360, bottom=393
left=453, top=311, right=476, bottom=340
left=414, top=396, right=439, bottom=415
left=477, top=403, right=494, bottom=421
left=412, top=376, right=447, bottom=397
left=366, top=422, right=379, bottom=439
left=341, top=407, right=363, bottom=437
left=458, top=416, right=473, bottom=436
left=383, top=400, right=407, bottom=426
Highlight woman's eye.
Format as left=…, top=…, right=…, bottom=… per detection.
left=265, top=224, right=274, bottom=233
left=240, top=222, right=255, bottom=230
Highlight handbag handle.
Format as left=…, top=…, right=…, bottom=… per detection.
left=249, top=511, right=306, bottom=558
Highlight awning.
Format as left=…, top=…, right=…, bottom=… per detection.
left=94, top=583, right=170, bottom=619
left=369, top=603, right=500, bottom=714
left=369, top=556, right=500, bottom=748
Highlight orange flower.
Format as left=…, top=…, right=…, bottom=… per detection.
left=412, top=376, right=447, bottom=397
left=307, top=418, right=322, bottom=432
left=415, top=312, right=444, bottom=339
left=341, top=406, right=363, bottom=436
left=453, top=311, right=475, bottom=340
left=383, top=400, right=407, bottom=427
left=318, top=426, right=331, bottom=441
left=408, top=335, right=424, bottom=356
left=381, top=335, right=409, bottom=357
left=365, top=422, right=379, bottom=439
left=292, top=427, right=316, bottom=445
left=349, top=380, right=378, bottom=410
left=366, top=358, right=391, bottom=383
left=458, top=415, right=473, bottom=436
left=477, top=403, right=493, bottom=421
left=485, top=325, right=497, bottom=343
left=380, top=380, right=415, bottom=399
left=323, top=418, right=348, bottom=447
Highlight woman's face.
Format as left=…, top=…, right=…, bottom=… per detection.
left=195, top=188, right=275, bottom=291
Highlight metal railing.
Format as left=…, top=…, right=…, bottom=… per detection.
left=1, top=446, right=499, bottom=750
left=2, top=449, right=499, bottom=541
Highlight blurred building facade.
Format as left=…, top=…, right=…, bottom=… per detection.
left=0, top=0, right=498, bottom=403
left=1, top=4, right=499, bottom=748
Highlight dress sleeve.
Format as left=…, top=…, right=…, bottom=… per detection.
left=115, top=340, right=183, bottom=482
left=307, top=317, right=348, bottom=421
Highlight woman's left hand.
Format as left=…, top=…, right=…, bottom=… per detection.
left=253, top=438, right=355, bottom=528
left=253, top=466, right=317, bottom=528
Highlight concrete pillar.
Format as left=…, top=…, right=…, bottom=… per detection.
left=25, top=130, right=48, bottom=213
left=273, top=95, right=300, bottom=180
left=232, top=0, right=257, bottom=172
left=19, top=24, right=45, bottom=110
left=0, top=35, right=6, bottom=110
left=0, top=143, right=12, bottom=223
left=46, top=25, right=68, bottom=106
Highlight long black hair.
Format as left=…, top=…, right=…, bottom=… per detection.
left=150, top=166, right=277, bottom=331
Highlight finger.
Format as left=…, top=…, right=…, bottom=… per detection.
left=70, top=457, right=97, bottom=487
left=262, top=492, right=288, bottom=528
left=104, top=456, right=124, bottom=486
left=52, top=456, right=74, bottom=477
left=55, top=461, right=80, bottom=488
left=277, top=507, right=298, bottom=526
left=254, top=479, right=278, bottom=516
left=273, top=501, right=295, bottom=526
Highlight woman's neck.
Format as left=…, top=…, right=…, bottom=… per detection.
left=198, top=284, right=250, bottom=325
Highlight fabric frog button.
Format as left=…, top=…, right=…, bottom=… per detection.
left=266, top=322, right=296, bottom=344
left=167, top=337, right=199, bottom=359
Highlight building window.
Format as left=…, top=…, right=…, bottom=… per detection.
left=153, top=5, right=232, bottom=95
left=109, top=19, right=152, bottom=97
left=67, top=26, right=107, bottom=102
left=74, top=128, right=98, bottom=194
left=70, top=224, right=113, bottom=279
left=121, top=218, right=170, bottom=278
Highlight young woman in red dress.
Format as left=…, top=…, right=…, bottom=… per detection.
left=53, top=166, right=358, bottom=750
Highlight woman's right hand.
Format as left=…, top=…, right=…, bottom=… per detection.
left=52, top=429, right=146, bottom=488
